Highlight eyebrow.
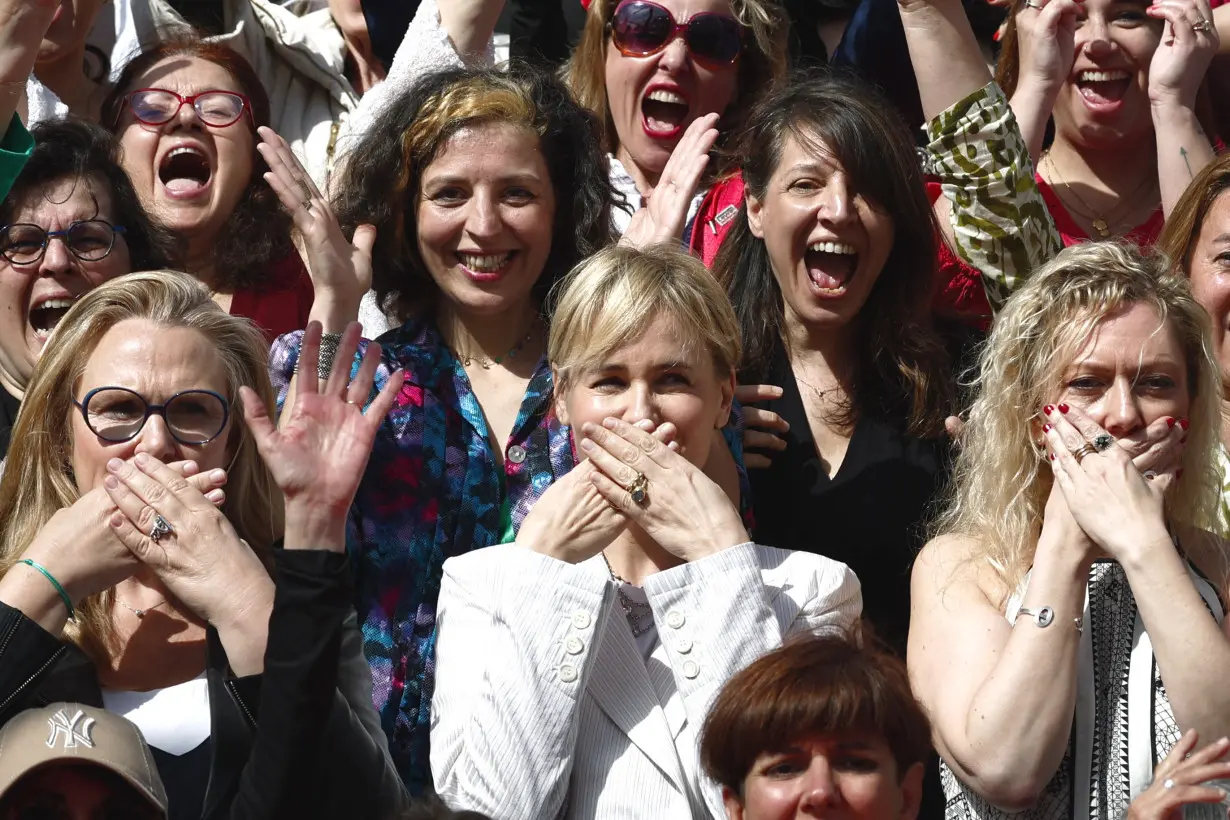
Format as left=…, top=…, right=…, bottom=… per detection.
left=1210, top=233, right=1230, bottom=246
left=595, top=360, right=693, bottom=372
left=422, top=172, right=544, bottom=186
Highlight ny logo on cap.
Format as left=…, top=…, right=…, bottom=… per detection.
left=45, top=709, right=96, bottom=750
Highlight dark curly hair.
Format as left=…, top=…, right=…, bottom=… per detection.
left=714, top=69, right=954, bottom=438
left=101, top=36, right=293, bottom=293
left=0, top=117, right=180, bottom=271
left=330, top=63, right=616, bottom=324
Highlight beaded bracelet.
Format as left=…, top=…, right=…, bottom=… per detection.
left=18, top=559, right=75, bottom=620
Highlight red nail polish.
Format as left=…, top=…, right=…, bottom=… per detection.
left=1043, top=423, right=1052, bottom=433
left=1049, top=453, right=1056, bottom=460
left=992, top=28, right=1002, bottom=41
left=1043, top=405, right=1054, bottom=416
left=1179, top=418, right=1190, bottom=430
left=1058, top=404, right=1069, bottom=414
left=1167, top=417, right=1176, bottom=428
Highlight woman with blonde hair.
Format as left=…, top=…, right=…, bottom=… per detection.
left=0, top=270, right=407, bottom=817
left=908, top=241, right=1230, bottom=818
left=430, top=244, right=862, bottom=819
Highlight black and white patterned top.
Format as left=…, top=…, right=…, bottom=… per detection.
left=941, top=559, right=1225, bottom=820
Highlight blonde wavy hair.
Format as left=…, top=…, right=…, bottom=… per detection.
left=563, top=0, right=788, bottom=163
left=933, top=242, right=1222, bottom=598
left=548, top=243, right=741, bottom=389
left=0, top=270, right=283, bottom=658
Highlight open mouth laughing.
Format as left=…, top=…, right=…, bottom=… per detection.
left=804, top=241, right=859, bottom=296
left=641, top=85, right=692, bottom=139
left=158, top=144, right=213, bottom=199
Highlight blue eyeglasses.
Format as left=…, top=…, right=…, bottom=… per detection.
left=73, top=386, right=230, bottom=445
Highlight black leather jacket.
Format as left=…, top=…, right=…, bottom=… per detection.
left=0, top=549, right=409, bottom=820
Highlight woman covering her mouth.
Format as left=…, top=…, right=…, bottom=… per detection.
left=0, top=118, right=177, bottom=461
left=101, top=38, right=313, bottom=343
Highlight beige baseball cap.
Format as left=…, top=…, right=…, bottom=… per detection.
left=0, top=702, right=167, bottom=816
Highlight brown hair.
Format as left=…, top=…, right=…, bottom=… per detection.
left=1157, top=152, right=1230, bottom=275
left=101, top=36, right=294, bottom=293
left=700, top=632, right=932, bottom=793
left=563, top=0, right=788, bottom=168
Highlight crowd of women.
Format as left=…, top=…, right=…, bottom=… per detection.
left=0, top=0, right=1227, bottom=816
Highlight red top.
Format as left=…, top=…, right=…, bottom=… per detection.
left=929, top=175, right=1165, bottom=325
left=229, top=252, right=315, bottom=344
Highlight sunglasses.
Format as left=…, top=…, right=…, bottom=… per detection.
left=609, top=0, right=743, bottom=70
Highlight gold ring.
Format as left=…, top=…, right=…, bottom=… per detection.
left=1072, top=444, right=1097, bottom=462
left=296, top=177, right=313, bottom=201
left=628, top=472, right=649, bottom=505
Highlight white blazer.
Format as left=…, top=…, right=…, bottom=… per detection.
left=430, top=542, right=862, bottom=819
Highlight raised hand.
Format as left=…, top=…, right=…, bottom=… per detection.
left=579, top=417, right=749, bottom=562
left=257, top=126, right=374, bottom=327
left=1013, top=0, right=1081, bottom=98
left=1147, top=0, right=1219, bottom=110
left=241, top=321, right=405, bottom=550
left=619, top=113, right=720, bottom=249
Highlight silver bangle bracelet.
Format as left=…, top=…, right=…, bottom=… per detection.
left=1015, top=606, right=1084, bottom=634
left=293, top=332, right=344, bottom=380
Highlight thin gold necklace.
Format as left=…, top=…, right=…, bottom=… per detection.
left=451, top=324, right=536, bottom=370
left=1043, top=153, right=1156, bottom=238
left=117, top=597, right=169, bottom=619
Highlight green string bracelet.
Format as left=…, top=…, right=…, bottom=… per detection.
left=18, top=559, right=75, bottom=621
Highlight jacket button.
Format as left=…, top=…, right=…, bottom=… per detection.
left=676, top=638, right=693, bottom=654
left=682, top=661, right=700, bottom=679
left=507, top=445, right=527, bottom=464
left=665, top=610, right=685, bottom=629
left=571, top=611, right=591, bottom=629
left=559, top=664, right=578, bottom=683
left=565, top=636, right=584, bottom=655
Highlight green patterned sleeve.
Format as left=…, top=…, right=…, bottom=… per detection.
left=926, top=83, right=1063, bottom=311
left=0, top=114, right=31, bottom=204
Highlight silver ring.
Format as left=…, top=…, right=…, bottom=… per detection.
left=1023, top=1, right=1043, bottom=9
left=1163, top=778, right=1176, bottom=789
left=1092, top=433, right=1114, bottom=452
left=1192, top=18, right=1213, bottom=32
left=149, top=514, right=174, bottom=543
left=1143, top=470, right=1158, bottom=481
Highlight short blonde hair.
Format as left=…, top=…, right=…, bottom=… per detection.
left=563, top=0, right=788, bottom=162
left=548, top=244, right=741, bottom=388
left=934, top=242, right=1222, bottom=597
left=0, top=270, right=283, bottom=659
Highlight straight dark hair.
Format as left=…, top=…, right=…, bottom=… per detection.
left=1, top=117, right=179, bottom=271
left=714, top=69, right=953, bottom=437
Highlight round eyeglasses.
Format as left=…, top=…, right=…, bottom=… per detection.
left=0, top=220, right=128, bottom=266
left=124, top=88, right=253, bottom=129
left=74, top=387, right=230, bottom=446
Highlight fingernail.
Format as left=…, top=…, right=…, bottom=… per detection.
left=580, top=438, right=595, bottom=451
left=107, top=458, right=123, bottom=472
left=1167, top=417, right=1177, bottom=428
left=1058, top=404, right=1069, bottom=414
left=1179, top=418, right=1190, bottom=430
left=210, top=469, right=227, bottom=484
left=602, top=418, right=618, bottom=429
left=109, top=512, right=124, bottom=528
left=1049, top=453, right=1056, bottom=460
left=104, top=475, right=119, bottom=489
left=135, top=453, right=148, bottom=466
left=1043, top=423, right=1052, bottom=433
left=992, top=27, right=1002, bottom=41
left=1043, top=405, right=1054, bottom=416
left=206, top=489, right=225, bottom=503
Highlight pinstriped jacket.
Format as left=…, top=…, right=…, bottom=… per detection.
left=430, top=542, right=862, bottom=819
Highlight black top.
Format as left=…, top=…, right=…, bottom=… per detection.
left=0, top=386, right=18, bottom=460
left=747, top=345, right=952, bottom=655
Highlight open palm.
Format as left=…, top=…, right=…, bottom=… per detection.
left=241, top=322, right=404, bottom=515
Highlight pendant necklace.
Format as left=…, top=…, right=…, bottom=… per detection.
left=600, top=552, right=654, bottom=637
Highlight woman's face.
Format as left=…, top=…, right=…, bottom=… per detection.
left=746, top=133, right=895, bottom=334
left=555, top=312, right=735, bottom=467
left=1050, top=0, right=1162, bottom=148
left=725, top=734, right=923, bottom=820
left=605, top=0, right=740, bottom=180
left=416, top=122, right=556, bottom=318
left=1186, top=190, right=1230, bottom=393
left=70, top=319, right=233, bottom=495
left=0, top=176, right=131, bottom=399
left=1050, top=302, right=1191, bottom=451
left=115, top=56, right=255, bottom=251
